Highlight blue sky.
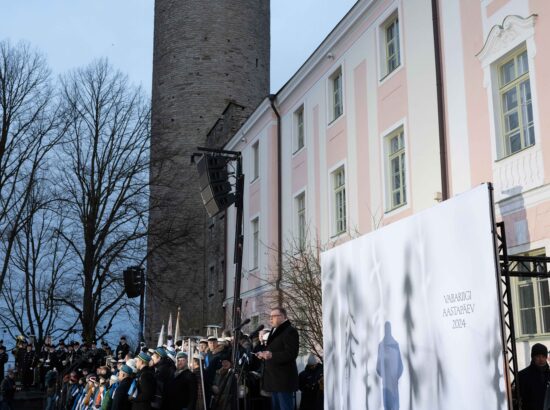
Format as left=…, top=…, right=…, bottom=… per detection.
left=1, top=0, right=357, bottom=92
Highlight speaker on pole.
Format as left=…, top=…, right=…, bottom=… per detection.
left=196, top=154, right=235, bottom=217
left=123, top=266, right=143, bottom=298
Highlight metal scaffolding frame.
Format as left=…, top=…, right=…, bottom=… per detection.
left=495, top=221, right=550, bottom=410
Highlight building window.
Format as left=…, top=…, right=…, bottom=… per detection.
left=294, top=106, right=305, bottom=153
left=252, top=217, right=259, bottom=269
left=295, top=192, right=306, bottom=248
left=329, top=68, right=343, bottom=122
left=379, top=12, right=401, bottom=79
left=386, top=128, right=406, bottom=210
left=332, top=167, right=346, bottom=235
left=515, top=250, right=550, bottom=336
left=251, top=141, right=259, bottom=181
left=498, top=49, right=534, bottom=157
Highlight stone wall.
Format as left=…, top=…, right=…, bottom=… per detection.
left=147, top=0, right=270, bottom=342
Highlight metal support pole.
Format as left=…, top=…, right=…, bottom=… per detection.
left=139, top=267, right=145, bottom=343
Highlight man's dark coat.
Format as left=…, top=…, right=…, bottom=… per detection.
left=132, top=365, right=156, bottom=410
left=162, top=367, right=197, bottom=410
left=262, top=320, right=299, bottom=393
left=518, top=361, right=550, bottom=410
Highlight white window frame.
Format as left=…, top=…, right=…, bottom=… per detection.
left=330, top=166, right=347, bottom=237
left=251, top=141, right=259, bottom=182
left=381, top=123, right=408, bottom=213
left=294, top=191, right=306, bottom=249
left=293, top=105, right=305, bottom=154
left=476, top=15, right=539, bottom=163
left=328, top=67, right=344, bottom=123
left=251, top=217, right=259, bottom=269
left=496, top=47, right=534, bottom=158
left=377, top=8, right=403, bottom=82
left=513, top=249, right=550, bottom=338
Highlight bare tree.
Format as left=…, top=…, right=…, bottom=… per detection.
left=54, top=58, right=150, bottom=342
left=250, top=234, right=325, bottom=361
left=0, top=183, right=77, bottom=347
left=0, top=40, right=62, bottom=295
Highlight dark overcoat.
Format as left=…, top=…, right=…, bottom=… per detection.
left=162, top=367, right=197, bottom=410
left=262, top=320, right=299, bottom=392
left=132, top=365, right=156, bottom=410
left=518, top=362, right=550, bottom=410
left=112, top=376, right=133, bottom=410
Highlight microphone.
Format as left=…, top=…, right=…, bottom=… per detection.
left=249, top=324, right=265, bottom=338
left=233, top=318, right=251, bottom=331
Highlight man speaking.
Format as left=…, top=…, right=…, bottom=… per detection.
left=256, top=307, right=299, bottom=410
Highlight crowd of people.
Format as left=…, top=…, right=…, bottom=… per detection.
left=0, top=307, right=324, bottom=410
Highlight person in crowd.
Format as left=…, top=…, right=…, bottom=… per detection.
left=66, top=371, right=82, bottom=410
left=111, top=364, right=134, bottom=410
left=191, top=357, right=206, bottom=410
left=116, top=338, right=130, bottom=361
left=204, top=337, right=228, bottom=406
left=132, top=351, right=156, bottom=410
left=44, top=365, right=58, bottom=410
left=163, top=352, right=196, bottom=410
left=210, top=358, right=232, bottom=410
left=22, top=342, right=36, bottom=388
left=518, top=342, right=550, bottom=410
left=93, top=374, right=109, bottom=409
left=256, top=307, right=299, bottom=410
left=197, top=340, right=208, bottom=360
left=298, top=355, right=323, bottom=410
left=101, top=374, right=119, bottom=410
left=0, top=369, right=16, bottom=410
left=151, top=347, right=175, bottom=409
left=0, top=345, right=8, bottom=383
left=12, top=336, right=26, bottom=383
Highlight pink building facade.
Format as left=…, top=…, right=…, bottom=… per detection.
left=223, top=0, right=549, bottom=368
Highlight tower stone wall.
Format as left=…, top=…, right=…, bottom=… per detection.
left=147, top=0, right=270, bottom=342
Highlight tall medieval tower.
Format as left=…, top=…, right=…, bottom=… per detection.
left=147, top=0, right=270, bottom=342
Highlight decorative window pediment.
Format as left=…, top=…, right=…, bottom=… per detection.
left=477, top=14, right=537, bottom=67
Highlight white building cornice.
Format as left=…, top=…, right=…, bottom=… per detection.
left=276, top=0, right=377, bottom=104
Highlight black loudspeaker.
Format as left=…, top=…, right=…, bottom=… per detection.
left=123, top=267, right=143, bottom=298
left=197, top=154, right=235, bottom=217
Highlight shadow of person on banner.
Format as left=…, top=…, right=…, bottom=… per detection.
left=376, top=321, right=403, bottom=410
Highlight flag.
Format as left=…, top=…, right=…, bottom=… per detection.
left=174, top=307, right=181, bottom=344
left=167, top=312, right=173, bottom=338
left=157, top=322, right=165, bottom=347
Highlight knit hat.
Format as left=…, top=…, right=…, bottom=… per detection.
left=176, top=352, right=188, bottom=359
left=154, top=347, right=167, bottom=358
left=531, top=343, right=548, bottom=358
left=121, top=364, right=134, bottom=375
left=126, top=359, right=137, bottom=373
left=137, top=352, right=151, bottom=363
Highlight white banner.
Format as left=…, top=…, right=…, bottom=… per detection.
left=321, top=184, right=507, bottom=410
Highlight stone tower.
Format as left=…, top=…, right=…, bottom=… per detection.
left=147, top=0, right=270, bottom=342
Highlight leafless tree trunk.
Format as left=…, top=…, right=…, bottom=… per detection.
left=55, top=58, right=150, bottom=342
left=0, top=40, right=62, bottom=295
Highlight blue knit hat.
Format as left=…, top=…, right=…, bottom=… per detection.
left=121, top=364, right=134, bottom=375
left=137, top=352, right=151, bottom=363
left=176, top=352, right=188, bottom=359
left=154, top=347, right=167, bottom=358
